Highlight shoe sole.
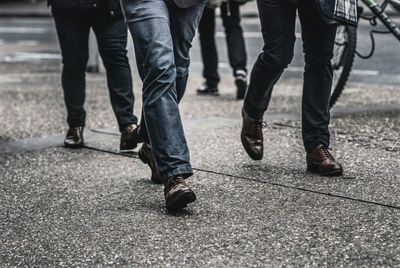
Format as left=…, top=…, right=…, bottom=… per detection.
left=120, top=135, right=140, bottom=151
left=307, top=165, right=343, bottom=177
left=236, top=79, right=247, bottom=100
left=138, top=149, right=163, bottom=184
left=64, top=143, right=84, bottom=149
left=240, top=133, right=263, bottom=161
left=196, top=91, right=220, bottom=96
left=166, top=190, right=197, bottom=211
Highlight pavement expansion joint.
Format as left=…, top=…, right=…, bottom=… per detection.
left=83, top=144, right=400, bottom=212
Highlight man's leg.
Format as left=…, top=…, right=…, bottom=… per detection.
left=52, top=9, right=90, bottom=129
left=243, top=0, right=296, bottom=120
left=92, top=16, right=138, bottom=131
left=196, top=6, right=219, bottom=95
left=92, top=13, right=139, bottom=150
left=198, top=6, right=219, bottom=88
left=52, top=9, right=90, bottom=148
left=298, top=1, right=336, bottom=152
left=220, top=1, right=248, bottom=99
left=241, top=0, right=296, bottom=160
left=122, top=0, right=193, bottom=182
left=220, top=1, right=247, bottom=75
left=298, top=1, right=343, bottom=175
left=169, top=0, right=206, bottom=101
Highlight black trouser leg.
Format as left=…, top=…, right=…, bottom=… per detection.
left=198, top=6, right=219, bottom=87
left=298, top=1, right=336, bottom=151
left=243, top=0, right=296, bottom=119
left=52, top=10, right=90, bottom=128
left=92, top=16, right=138, bottom=132
left=220, top=1, right=247, bottom=74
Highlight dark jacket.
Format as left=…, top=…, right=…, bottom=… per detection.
left=48, top=0, right=123, bottom=18
left=316, top=0, right=358, bottom=26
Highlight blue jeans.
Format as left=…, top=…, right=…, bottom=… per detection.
left=243, top=0, right=337, bottom=152
left=121, top=0, right=206, bottom=182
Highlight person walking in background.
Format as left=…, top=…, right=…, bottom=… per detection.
left=241, top=0, right=344, bottom=176
left=121, top=0, right=206, bottom=211
left=49, top=0, right=140, bottom=151
left=196, top=0, right=248, bottom=100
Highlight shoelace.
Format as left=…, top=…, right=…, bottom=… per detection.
left=318, top=146, right=334, bottom=160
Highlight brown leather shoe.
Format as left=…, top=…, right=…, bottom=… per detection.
left=120, top=124, right=140, bottom=151
left=241, top=108, right=264, bottom=160
left=138, top=143, right=162, bottom=184
left=307, top=144, right=343, bottom=176
left=164, top=176, right=196, bottom=211
left=64, top=127, right=84, bottom=149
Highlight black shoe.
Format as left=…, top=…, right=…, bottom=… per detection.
left=64, top=127, right=84, bottom=149
left=235, top=70, right=247, bottom=100
left=138, top=143, right=162, bottom=184
left=164, top=176, right=196, bottom=211
left=241, top=108, right=264, bottom=160
left=120, top=124, right=140, bottom=151
left=307, top=144, right=343, bottom=176
left=196, top=83, right=219, bottom=96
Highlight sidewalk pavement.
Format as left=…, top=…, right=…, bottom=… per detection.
left=1, top=59, right=400, bottom=266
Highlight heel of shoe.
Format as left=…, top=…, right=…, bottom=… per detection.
left=307, top=164, right=318, bottom=173
left=235, top=79, right=247, bottom=100
left=138, top=150, right=148, bottom=164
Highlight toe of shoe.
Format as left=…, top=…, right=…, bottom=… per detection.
left=166, top=190, right=196, bottom=211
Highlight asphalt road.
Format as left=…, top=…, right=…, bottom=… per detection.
left=0, top=14, right=399, bottom=86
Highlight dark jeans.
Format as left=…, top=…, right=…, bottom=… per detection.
left=243, top=0, right=337, bottom=152
left=52, top=7, right=137, bottom=131
left=122, top=0, right=206, bottom=182
left=198, top=2, right=247, bottom=87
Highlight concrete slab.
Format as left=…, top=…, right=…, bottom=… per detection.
left=81, top=110, right=400, bottom=210
left=1, top=147, right=400, bottom=266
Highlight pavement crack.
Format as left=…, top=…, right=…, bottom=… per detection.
left=83, top=145, right=400, bottom=212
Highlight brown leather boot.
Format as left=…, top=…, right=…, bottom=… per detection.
left=120, top=124, right=140, bottom=151
left=64, top=127, right=84, bottom=149
left=307, top=144, right=343, bottom=176
left=241, top=108, right=264, bottom=160
left=164, top=176, right=196, bottom=211
left=138, top=143, right=162, bottom=184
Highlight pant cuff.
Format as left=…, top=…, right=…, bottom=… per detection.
left=305, top=140, right=330, bottom=153
left=119, top=116, right=139, bottom=132
left=243, top=103, right=264, bottom=120
left=160, top=165, right=193, bottom=184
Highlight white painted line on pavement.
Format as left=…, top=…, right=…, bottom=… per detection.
left=3, top=52, right=61, bottom=62
left=216, top=31, right=302, bottom=39
left=0, top=27, right=48, bottom=34
left=350, top=69, right=380, bottom=76
left=191, top=61, right=380, bottom=76
left=16, top=40, right=40, bottom=46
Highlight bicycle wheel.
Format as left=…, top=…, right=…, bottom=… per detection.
left=330, top=24, right=357, bottom=109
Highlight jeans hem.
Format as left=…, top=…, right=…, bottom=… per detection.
left=68, top=121, right=85, bottom=129
left=243, top=103, right=264, bottom=120
left=119, top=117, right=139, bottom=132
left=305, top=140, right=330, bottom=153
left=160, top=165, right=193, bottom=183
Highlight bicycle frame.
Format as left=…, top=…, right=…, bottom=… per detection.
left=361, top=0, right=400, bottom=41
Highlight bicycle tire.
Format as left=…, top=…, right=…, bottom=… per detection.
left=330, top=25, right=357, bottom=109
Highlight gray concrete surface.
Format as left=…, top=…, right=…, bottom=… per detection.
left=1, top=58, right=400, bottom=266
